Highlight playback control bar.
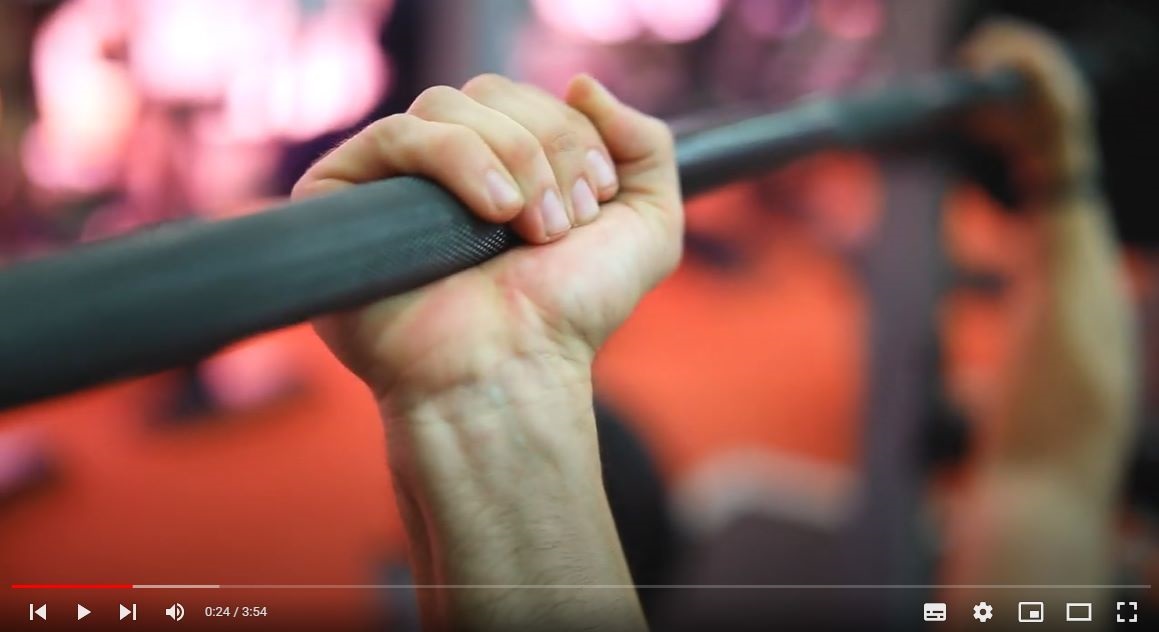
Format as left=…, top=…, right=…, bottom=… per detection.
left=26, top=601, right=185, bottom=622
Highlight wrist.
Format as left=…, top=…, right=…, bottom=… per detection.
left=381, top=351, right=603, bottom=496
left=381, top=353, right=635, bottom=579
left=379, top=354, right=643, bottom=628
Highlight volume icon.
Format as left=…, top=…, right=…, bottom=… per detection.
left=165, top=603, right=185, bottom=622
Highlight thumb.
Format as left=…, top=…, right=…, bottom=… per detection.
left=564, top=74, right=683, bottom=272
left=565, top=74, right=676, bottom=170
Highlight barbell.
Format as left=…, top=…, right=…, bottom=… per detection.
left=0, top=69, right=1024, bottom=410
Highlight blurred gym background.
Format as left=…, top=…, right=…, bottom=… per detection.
left=1, top=0, right=1156, bottom=629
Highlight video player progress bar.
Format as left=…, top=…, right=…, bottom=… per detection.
left=12, top=584, right=1154, bottom=590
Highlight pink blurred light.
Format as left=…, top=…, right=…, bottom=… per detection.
left=531, top=0, right=643, bottom=44
left=185, top=127, right=280, bottom=212
left=801, top=43, right=879, bottom=93
left=21, top=122, right=117, bottom=193
left=343, top=0, right=397, bottom=21
left=0, top=426, right=49, bottom=498
left=513, top=23, right=685, bottom=111
left=27, top=0, right=138, bottom=192
left=25, top=0, right=394, bottom=198
left=128, top=0, right=301, bottom=103
left=632, top=0, right=722, bottom=42
left=737, top=0, right=812, bottom=39
left=222, top=58, right=284, bottom=143
left=79, top=201, right=151, bottom=242
left=816, top=0, right=885, bottom=41
left=511, top=25, right=607, bottom=97
left=222, top=5, right=389, bottom=143
left=201, top=334, right=298, bottom=409
left=287, top=10, right=389, bottom=141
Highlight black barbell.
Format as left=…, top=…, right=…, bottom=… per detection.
left=0, top=69, right=1024, bottom=410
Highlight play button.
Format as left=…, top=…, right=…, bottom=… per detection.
left=77, top=604, right=91, bottom=620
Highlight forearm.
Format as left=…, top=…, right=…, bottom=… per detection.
left=992, top=189, right=1135, bottom=489
left=941, top=469, right=1116, bottom=631
left=381, top=354, right=646, bottom=632
left=942, top=188, right=1135, bottom=630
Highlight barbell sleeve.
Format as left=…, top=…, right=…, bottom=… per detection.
left=0, top=69, right=1024, bottom=410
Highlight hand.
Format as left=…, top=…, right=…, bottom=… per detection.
left=939, top=23, right=1134, bottom=612
left=960, top=19, right=1100, bottom=203
left=958, top=21, right=1135, bottom=487
left=293, top=74, right=681, bottom=406
left=293, top=75, right=673, bottom=631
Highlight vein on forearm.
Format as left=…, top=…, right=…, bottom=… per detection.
left=380, top=356, right=645, bottom=631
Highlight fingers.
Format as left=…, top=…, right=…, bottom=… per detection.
left=292, top=113, right=525, bottom=224
left=958, top=19, right=1098, bottom=197
left=462, top=74, right=620, bottom=233
left=565, top=74, right=683, bottom=275
left=293, top=75, right=624, bottom=245
left=407, top=83, right=569, bottom=242
left=959, top=19, right=1091, bottom=131
left=565, top=75, right=676, bottom=170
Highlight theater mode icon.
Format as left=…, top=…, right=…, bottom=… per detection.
left=1065, top=603, right=1092, bottom=622
left=923, top=603, right=947, bottom=622
left=1018, top=602, right=1045, bottom=623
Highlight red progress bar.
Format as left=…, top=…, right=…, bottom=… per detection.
left=12, top=584, right=132, bottom=589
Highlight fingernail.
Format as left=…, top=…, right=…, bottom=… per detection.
left=485, top=170, right=522, bottom=210
left=586, top=149, right=617, bottom=191
left=572, top=179, right=599, bottom=224
left=540, top=189, right=570, bottom=236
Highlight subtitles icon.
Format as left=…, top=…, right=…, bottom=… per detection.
left=923, top=603, right=947, bottom=622
left=1018, top=602, right=1045, bottom=623
left=1065, top=603, right=1092, bottom=622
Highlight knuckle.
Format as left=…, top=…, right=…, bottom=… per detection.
left=495, top=131, right=544, bottom=169
left=644, top=115, right=676, bottom=155
left=461, top=73, right=509, bottom=98
left=408, top=85, right=460, bottom=116
left=429, top=123, right=480, bottom=156
left=367, top=113, right=418, bottom=146
left=563, top=107, right=592, bottom=129
left=527, top=102, right=587, bottom=157
left=543, top=127, right=582, bottom=157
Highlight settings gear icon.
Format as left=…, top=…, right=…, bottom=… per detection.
left=973, top=601, right=995, bottom=622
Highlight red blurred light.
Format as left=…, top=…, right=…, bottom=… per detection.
left=816, top=0, right=885, bottom=41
